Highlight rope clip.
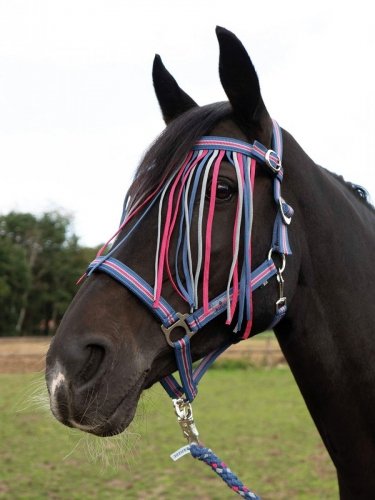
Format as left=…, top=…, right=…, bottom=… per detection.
left=276, top=266, right=287, bottom=313
left=173, top=398, right=201, bottom=445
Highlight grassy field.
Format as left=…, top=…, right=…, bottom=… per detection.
left=0, top=367, right=338, bottom=499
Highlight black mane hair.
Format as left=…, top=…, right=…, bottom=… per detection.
left=326, top=169, right=374, bottom=212
left=127, top=102, right=232, bottom=206
left=127, top=101, right=373, bottom=216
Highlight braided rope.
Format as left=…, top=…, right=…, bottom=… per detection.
left=190, top=444, right=261, bottom=499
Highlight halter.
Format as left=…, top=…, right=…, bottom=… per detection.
left=85, top=120, right=293, bottom=497
left=87, top=119, right=292, bottom=401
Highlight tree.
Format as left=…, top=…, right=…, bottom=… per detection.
left=0, top=237, right=31, bottom=335
left=0, top=211, right=97, bottom=336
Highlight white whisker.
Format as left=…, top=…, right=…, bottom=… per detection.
left=14, top=374, right=51, bottom=414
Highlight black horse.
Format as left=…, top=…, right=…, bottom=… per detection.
left=46, top=27, right=375, bottom=498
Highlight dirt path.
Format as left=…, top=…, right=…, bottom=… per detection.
left=0, top=337, right=50, bottom=373
left=0, top=336, right=285, bottom=373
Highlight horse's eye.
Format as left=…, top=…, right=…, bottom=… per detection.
left=206, top=181, right=235, bottom=201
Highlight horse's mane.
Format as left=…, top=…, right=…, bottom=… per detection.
left=127, top=102, right=232, bottom=206
left=326, top=170, right=374, bottom=213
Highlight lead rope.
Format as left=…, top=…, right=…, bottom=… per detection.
left=172, top=398, right=261, bottom=499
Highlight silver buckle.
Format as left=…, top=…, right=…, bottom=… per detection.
left=161, top=313, right=193, bottom=347
left=279, top=198, right=292, bottom=225
left=265, top=149, right=282, bottom=173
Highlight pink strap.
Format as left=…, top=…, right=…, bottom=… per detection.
left=203, top=150, right=225, bottom=313
left=226, top=154, right=245, bottom=323
left=154, top=152, right=194, bottom=305
left=242, top=158, right=257, bottom=340
left=164, top=151, right=209, bottom=301
left=97, top=174, right=172, bottom=257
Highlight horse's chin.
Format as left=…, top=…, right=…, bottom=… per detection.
left=83, top=376, right=145, bottom=437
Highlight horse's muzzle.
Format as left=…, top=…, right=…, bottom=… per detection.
left=45, top=333, right=147, bottom=436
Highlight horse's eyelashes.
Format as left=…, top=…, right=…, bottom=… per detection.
left=217, top=182, right=235, bottom=200
left=206, top=179, right=236, bottom=201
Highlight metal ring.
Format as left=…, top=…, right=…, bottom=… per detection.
left=161, top=312, right=194, bottom=347
left=268, top=249, right=286, bottom=274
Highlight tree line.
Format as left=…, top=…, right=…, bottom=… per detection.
left=0, top=211, right=98, bottom=336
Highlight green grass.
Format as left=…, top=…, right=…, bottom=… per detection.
left=0, top=368, right=338, bottom=499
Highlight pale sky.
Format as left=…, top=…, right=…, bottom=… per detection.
left=1, top=0, right=374, bottom=246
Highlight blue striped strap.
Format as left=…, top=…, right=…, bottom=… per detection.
left=186, top=258, right=277, bottom=332
left=160, top=375, right=184, bottom=399
left=173, top=336, right=197, bottom=402
left=88, top=256, right=277, bottom=333
left=268, top=303, right=287, bottom=330
left=161, top=259, right=279, bottom=400
left=193, top=136, right=281, bottom=172
left=271, top=209, right=293, bottom=255
left=87, top=257, right=179, bottom=327
left=87, top=255, right=280, bottom=402
left=160, top=342, right=232, bottom=400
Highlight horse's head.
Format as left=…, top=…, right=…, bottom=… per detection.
left=46, top=27, right=299, bottom=436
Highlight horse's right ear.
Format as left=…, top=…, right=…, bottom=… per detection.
left=216, top=27, right=271, bottom=138
left=152, top=55, right=198, bottom=124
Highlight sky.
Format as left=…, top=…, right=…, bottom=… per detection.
left=1, top=0, right=374, bottom=247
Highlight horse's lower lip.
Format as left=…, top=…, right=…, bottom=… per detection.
left=78, top=372, right=148, bottom=437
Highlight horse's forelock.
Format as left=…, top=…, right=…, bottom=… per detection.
left=127, top=102, right=232, bottom=208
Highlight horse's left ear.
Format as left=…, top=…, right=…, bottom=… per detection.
left=152, top=54, right=198, bottom=124
left=216, top=26, right=271, bottom=139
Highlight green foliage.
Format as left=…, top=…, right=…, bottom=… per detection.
left=0, top=368, right=339, bottom=498
left=0, top=238, right=31, bottom=334
left=0, top=211, right=97, bottom=336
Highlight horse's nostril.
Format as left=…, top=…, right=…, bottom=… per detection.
left=77, top=345, right=105, bottom=385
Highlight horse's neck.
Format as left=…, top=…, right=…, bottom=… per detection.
left=284, top=135, right=374, bottom=330
left=274, top=133, right=375, bottom=497
left=282, top=131, right=375, bottom=319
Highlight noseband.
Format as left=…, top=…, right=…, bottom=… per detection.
left=87, top=119, right=293, bottom=402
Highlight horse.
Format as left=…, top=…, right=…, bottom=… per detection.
left=45, top=27, right=375, bottom=498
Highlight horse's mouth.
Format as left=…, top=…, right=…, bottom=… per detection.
left=49, top=371, right=147, bottom=437
left=98, top=373, right=149, bottom=437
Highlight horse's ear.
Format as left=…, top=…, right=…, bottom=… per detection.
left=216, top=26, right=271, bottom=136
left=152, top=54, right=198, bottom=124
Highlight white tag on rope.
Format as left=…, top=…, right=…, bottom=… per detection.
left=170, top=445, right=191, bottom=461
